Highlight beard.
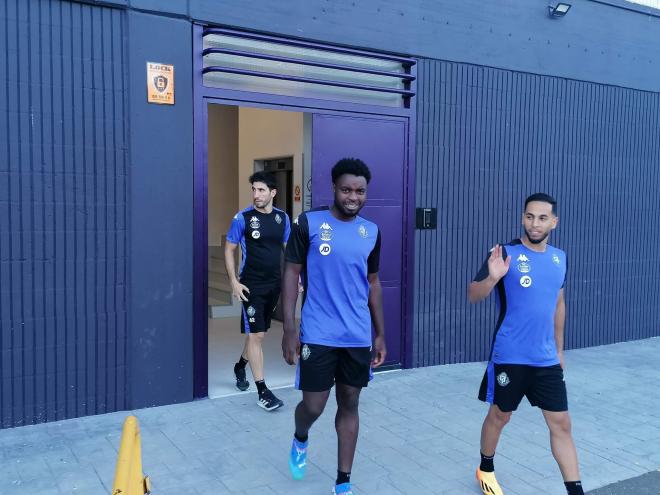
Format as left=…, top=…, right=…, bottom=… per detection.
left=334, top=198, right=362, bottom=218
left=525, top=228, right=549, bottom=244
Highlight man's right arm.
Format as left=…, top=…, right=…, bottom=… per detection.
left=467, top=244, right=511, bottom=303
left=224, top=214, right=249, bottom=302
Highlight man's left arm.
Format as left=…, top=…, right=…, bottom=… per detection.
left=554, top=288, right=566, bottom=369
left=368, top=272, right=386, bottom=367
left=367, top=230, right=386, bottom=367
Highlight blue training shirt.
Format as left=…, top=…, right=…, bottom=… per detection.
left=227, top=206, right=290, bottom=290
left=474, top=239, right=567, bottom=366
left=285, top=207, right=381, bottom=347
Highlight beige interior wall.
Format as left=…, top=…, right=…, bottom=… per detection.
left=208, top=105, right=239, bottom=246
left=238, top=107, right=304, bottom=221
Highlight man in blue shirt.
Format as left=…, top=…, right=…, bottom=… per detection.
left=281, top=158, right=386, bottom=495
left=225, top=171, right=290, bottom=411
left=469, top=193, right=584, bottom=495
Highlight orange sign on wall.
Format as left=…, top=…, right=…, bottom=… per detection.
left=147, top=62, right=174, bottom=105
left=294, top=184, right=301, bottom=202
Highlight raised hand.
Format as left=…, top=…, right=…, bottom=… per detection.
left=488, top=244, right=511, bottom=281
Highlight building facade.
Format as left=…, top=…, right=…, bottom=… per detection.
left=1, top=0, right=659, bottom=427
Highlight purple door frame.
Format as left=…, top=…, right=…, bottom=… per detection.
left=192, top=24, right=417, bottom=398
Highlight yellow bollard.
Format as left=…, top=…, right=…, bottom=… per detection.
left=111, top=415, right=152, bottom=495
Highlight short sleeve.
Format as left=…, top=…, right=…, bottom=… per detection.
left=473, top=245, right=508, bottom=282
left=561, top=255, right=567, bottom=288
left=226, top=213, right=245, bottom=244
left=367, top=230, right=381, bottom=274
left=282, top=213, right=291, bottom=243
left=285, top=213, right=309, bottom=264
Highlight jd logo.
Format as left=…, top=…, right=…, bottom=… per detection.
left=153, top=75, right=168, bottom=93
left=319, top=243, right=331, bottom=256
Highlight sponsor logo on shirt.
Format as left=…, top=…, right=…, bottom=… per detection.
left=517, top=262, right=531, bottom=273
left=320, top=222, right=333, bottom=241
left=250, top=216, right=260, bottom=229
left=497, top=372, right=510, bottom=387
left=251, top=230, right=260, bottom=239
left=519, top=275, right=532, bottom=288
left=319, top=243, right=331, bottom=256
left=275, top=214, right=282, bottom=224
left=358, top=225, right=368, bottom=238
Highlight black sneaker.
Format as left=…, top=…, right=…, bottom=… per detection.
left=234, top=366, right=249, bottom=391
left=257, top=389, right=284, bottom=411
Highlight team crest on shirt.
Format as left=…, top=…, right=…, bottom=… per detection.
left=319, top=222, right=333, bottom=241
left=275, top=214, right=282, bottom=224
left=247, top=306, right=256, bottom=317
left=520, top=275, right=532, bottom=288
left=250, top=216, right=260, bottom=229
left=497, top=372, right=510, bottom=387
left=517, top=254, right=529, bottom=262
left=252, top=230, right=261, bottom=239
left=358, top=225, right=368, bottom=238
left=517, top=262, right=531, bottom=273
left=301, top=344, right=311, bottom=361
left=552, top=253, right=561, bottom=265
left=319, top=243, right=331, bottom=256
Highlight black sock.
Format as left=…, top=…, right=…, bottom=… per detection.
left=256, top=380, right=267, bottom=395
left=480, top=451, right=495, bottom=472
left=234, top=356, right=248, bottom=371
left=294, top=432, right=308, bottom=443
left=564, top=481, right=584, bottom=495
left=336, top=471, right=351, bottom=485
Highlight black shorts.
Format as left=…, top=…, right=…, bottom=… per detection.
left=296, top=344, right=372, bottom=392
left=478, top=363, right=568, bottom=413
left=240, top=285, right=280, bottom=334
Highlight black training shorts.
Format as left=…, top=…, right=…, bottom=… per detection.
left=296, top=344, right=372, bottom=392
left=240, top=285, right=280, bottom=334
left=478, top=363, right=568, bottom=413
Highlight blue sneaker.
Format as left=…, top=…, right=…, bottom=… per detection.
left=288, top=436, right=307, bottom=480
left=333, top=483, right=354, bottom=495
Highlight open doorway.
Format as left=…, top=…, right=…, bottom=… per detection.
left=206, top=104, right=309, bottom=398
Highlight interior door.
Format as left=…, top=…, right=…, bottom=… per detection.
left=311, top=113, right=407, bottom=366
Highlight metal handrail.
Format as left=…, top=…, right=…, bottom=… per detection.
left=202, top=65, right=415, bottom=97
left=202, top=47, right=416, bottom=82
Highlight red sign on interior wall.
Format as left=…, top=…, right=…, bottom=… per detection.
left=294, top=185, right=301, bottom=202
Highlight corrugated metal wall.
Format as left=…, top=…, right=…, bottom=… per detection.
left=414, top=59, right=660, bottom=367
left=0, top=0, right=128, bottom=426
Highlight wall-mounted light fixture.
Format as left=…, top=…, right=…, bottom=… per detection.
left=548, top=3, right=572, bottom=17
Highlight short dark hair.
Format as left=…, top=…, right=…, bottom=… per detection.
left=525, top=193, right=557, bottom=215
left=249, top=171, right=277, bottom=190
left=331, top=158, right=371, bottom=184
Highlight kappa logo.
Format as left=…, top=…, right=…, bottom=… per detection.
left=319, top=222, right=333, bottom=241
left=517, top=254, right=529, bottom=262
left=319, top=243, right=331, bottom=256
left=275, top=214, right=282, bottom=224
left=249, top=216, right=260, bottom=229
left=497, top=372, right=510, bottom=387
left=520, top=275, right=532, bottom=288
left=301, top=344, right=311, bottom=361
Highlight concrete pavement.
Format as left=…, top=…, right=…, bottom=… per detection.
left=0, top=337, right=659, bottom=494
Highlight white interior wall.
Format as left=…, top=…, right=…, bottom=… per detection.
left=238, top=107, right=304, bottom=221
left=208, top=105, right=238, bottom=246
